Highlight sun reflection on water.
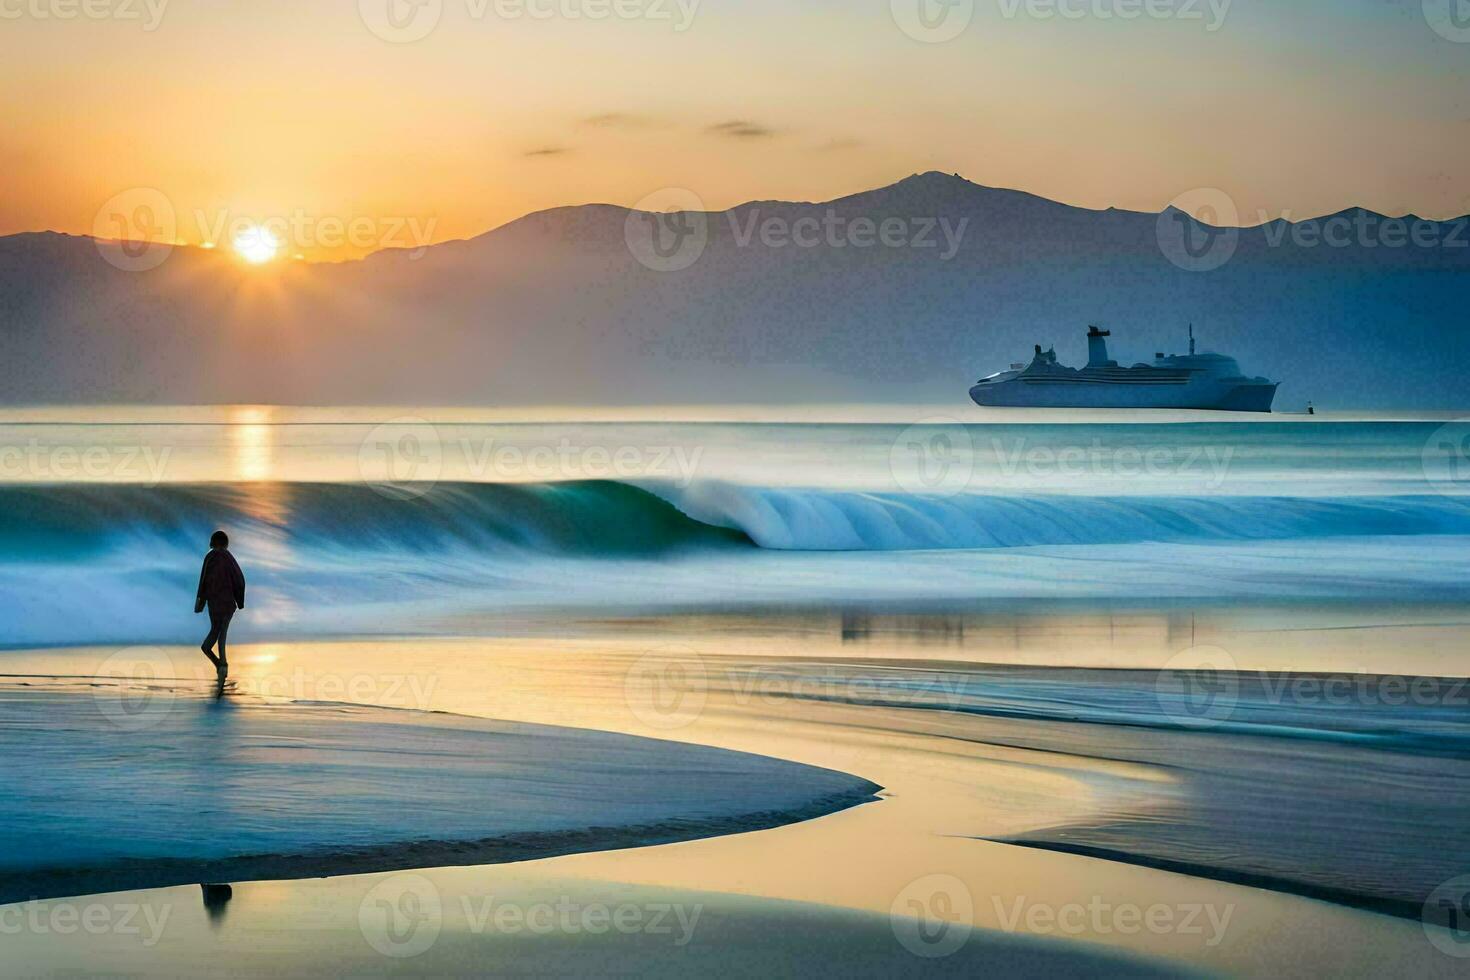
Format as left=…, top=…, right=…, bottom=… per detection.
left=228, top=406, right=276, bottom=483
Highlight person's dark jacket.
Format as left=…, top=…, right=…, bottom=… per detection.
left=196, top=549, right=246, bottom=613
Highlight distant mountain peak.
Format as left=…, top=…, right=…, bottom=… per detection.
left=899, top=170, right=976, bottom=186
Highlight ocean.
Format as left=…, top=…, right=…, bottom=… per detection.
left=1, top=408, right=1467, bottom=647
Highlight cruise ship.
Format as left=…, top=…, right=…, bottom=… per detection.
left=969, top=326, right=1278, bottom=412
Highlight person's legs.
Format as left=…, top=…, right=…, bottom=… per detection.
left=202, top=613, right=223, bottom=665
left=216, top=614, right=230, bottom=667
left=215, top=608, right=231, bottom=668
left=204, top=603, right=234, bottom=674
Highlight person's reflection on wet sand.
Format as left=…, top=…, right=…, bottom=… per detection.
left=200, top=883, right=234, bottom=928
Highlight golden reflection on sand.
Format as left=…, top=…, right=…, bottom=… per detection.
left=7, top=612, right=1470, bottom=979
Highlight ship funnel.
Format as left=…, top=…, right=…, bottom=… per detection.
left=1087, top=326, right=1114, bottom=367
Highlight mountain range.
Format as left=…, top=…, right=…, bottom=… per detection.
left=3, top=172, right=1466, bottom=408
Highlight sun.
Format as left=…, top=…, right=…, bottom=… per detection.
left=232, top=225, right=281, bottom=265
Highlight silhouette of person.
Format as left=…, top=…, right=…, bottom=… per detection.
left=196, top=530, right=246, bottom=679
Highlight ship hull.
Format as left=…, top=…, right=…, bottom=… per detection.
left=970, top=379, right=1278, bottom=412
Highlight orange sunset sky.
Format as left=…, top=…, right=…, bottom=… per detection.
left=2, top=0, right=1467, bottom=261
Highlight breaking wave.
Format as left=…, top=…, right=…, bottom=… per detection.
left=4, top=481, right=1469, bottom=561
left=2, top=481, right=1468, bottom=646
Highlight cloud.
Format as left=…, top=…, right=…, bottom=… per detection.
left=706, top=120, right=776, bottom=139
left=522, top=146, right=572, bottom=158
left=582, top=113, right=653, bottom=129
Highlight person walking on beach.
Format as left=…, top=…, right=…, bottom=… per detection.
left=196, top=530, right=246, bottom=679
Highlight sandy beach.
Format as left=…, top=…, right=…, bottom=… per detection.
left=4, top=608, right=1469, bottom=977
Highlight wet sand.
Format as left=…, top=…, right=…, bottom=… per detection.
left=4, top=608, right=1469, bottom=977
left=0, top=689, right=876, bottom=906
